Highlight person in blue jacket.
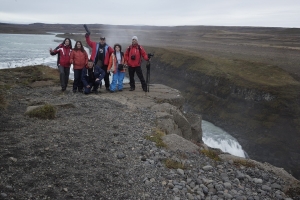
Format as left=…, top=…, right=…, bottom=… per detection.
left=81, top=59, right=105, bottom=94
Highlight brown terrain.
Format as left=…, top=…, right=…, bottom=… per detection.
left=1, top=23, right=300, bottom=181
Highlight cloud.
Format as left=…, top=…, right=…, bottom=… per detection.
left=0, top=0, right=300, bottom=27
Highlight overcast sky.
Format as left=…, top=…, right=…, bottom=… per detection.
left=0, top=0, right=299, bottom=28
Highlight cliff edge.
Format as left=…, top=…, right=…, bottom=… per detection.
left=0, top=66, right=299, bottom=199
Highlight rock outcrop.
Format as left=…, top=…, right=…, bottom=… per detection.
left=149, top=59, right=300, bottom=180
left=2, top=76, right=299, bottom=199
left=151, top=103, right=202, bottom=142
left=102, top=83, right=300, bottom=193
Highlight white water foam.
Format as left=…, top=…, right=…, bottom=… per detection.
left=202, top=120, right=246, bottom=158
left=0, top=56, right=57, bottom=69
left=0, top=33, right=60, bottom=70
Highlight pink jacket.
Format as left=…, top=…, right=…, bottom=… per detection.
left=107, top=52, right=125, bottom=73
left=70, top=50, right=88, bottom=70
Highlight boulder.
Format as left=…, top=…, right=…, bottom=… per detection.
left=162, top=134, right=200, bottom=153
left=185, top=113, right=203, bottom=142
left=155, top=112, right=182, bottom=136
left=151, top=103, right=202, bottom=142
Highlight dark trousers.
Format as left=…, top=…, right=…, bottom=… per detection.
left=58, top=65, right=70, bottom=89
left=101, top=65, right=110, bottom=89
left=128, top=66, right=146, bottom=89
left=73, top=69, right=83, bottom=91
left=84, top=81, right=100, bottom=94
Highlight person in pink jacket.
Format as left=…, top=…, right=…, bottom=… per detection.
left=107, top=44, right=125, bottom=92
left=70, top=41, right=88, bottom=93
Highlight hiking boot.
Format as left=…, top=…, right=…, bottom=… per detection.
left=106, top=87, right=110, bottom=91
left=78, top=89, right=83, bottom=93
left=118, top=89, right=123, bottom=92
left=129, top=88, right=135, bottom=91
left=92, top=90, right=98, bottom=94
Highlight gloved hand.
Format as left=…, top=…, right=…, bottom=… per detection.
left=85, top=32, right=90, bottom=38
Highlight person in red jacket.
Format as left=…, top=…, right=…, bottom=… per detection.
left=124, top=36, right=149, bottom=92
left=85, top=33, right=114, bottom=91
left=70, top=41, right=88, bottom=93
left=50, top=38, right=72, bottom=91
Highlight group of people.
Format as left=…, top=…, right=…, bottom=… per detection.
left=49, top=33, right=151, bottom=94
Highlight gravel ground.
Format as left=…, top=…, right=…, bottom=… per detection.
left=0, top=85, right=299, bottom=199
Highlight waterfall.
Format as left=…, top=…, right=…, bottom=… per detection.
left=202, top=120, right=246, bottom=158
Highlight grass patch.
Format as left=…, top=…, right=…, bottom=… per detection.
left=0, top=93, right=8, bottom=110
left=145, top=129, right=167, bottom=148
left=145, top=46, right=300, bottom=88
left=0, top=65, right=59, bottom=87
left=177, top=152, right=188, bottom=160
left=201, top=149, right=221, bottom=161
left=0, top=65, right=60, bottom=109
left=26, top=104, right=57, bottom=119
left=233, top=159, right=256, bottom=168
left=164, top=158, right=185, bottom=169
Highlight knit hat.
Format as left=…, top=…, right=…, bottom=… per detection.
left=132, top=36, right=138, bottom=41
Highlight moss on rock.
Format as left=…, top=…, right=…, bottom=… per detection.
left=26, top=104, right=56, bottom=119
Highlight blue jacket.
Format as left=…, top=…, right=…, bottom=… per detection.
left=81, top=65, right=105, bottom=87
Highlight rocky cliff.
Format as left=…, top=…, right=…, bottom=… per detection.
left=147, top=55, right=300, bottom=181
left=1, top=66, right=300, bottom=199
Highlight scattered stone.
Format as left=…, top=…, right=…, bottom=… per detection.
left=145, top=180, right=152, bottom=186
left=177, top=169, right=185, bottom=176
left=271, top=183, right=282, bottom=189
left=224, top=182, right=232, bottom=189
left=168, top=183, right=174, bottom=189
left=1, top=193, right=7, bottom=198
left=253, top=178, right=263, bottom=184
left=261, top=185, right=272, bottom=191
left=1, top=81, right=298, bottom=200
left=117, top=153, right=126, bottom=159
left=202, top=165, right=213, bottom=171
left=9, top=157, right=17, bottom=162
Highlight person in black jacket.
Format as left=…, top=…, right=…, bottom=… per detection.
left=81, top=60, right=105, bottom=94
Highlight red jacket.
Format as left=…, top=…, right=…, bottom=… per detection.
left=124, top=44, right=149, bottom=67
left=52, top=44, right=72, bottom=68
left=85, top=35, right=113, bottom=65
left=107, top=52, right=125, bottom=73
left=70, top=50, right=88, bottom=70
